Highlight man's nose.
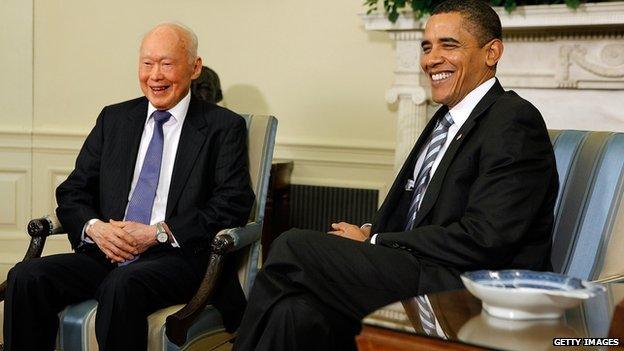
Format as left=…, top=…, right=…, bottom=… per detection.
left=424, top=48, right=444, bottom=69
left=150, top=64, right=164, bottom=80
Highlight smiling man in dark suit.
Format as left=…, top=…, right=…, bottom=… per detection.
left=3, top=22, right=254, bottom=351
left=233, top=1, right=558, bottom=350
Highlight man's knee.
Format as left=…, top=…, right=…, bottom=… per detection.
left=270, top=228, right=324, bottom=254
left=8, top=259, right=47, bottom=286
left=270, top=295, right=327, bottom=330
left=94, top=268, right=142, bottom=306
left=272, top=228, right=302, bottom=247
left=268, top=228, right=332, bottom=265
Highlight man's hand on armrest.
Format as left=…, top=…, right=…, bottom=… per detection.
left=86, top=220, right=139, bottom=263
left=328, top=222, right=370, bottom=242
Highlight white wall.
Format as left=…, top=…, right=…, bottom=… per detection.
left=32, top=0, right=397, bottom=145
left=31, top=0, right=398, bottom=191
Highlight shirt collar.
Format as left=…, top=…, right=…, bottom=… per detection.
left=146, top=90, right=191, bottom=125
left=448, top=77, right=496, bottom=127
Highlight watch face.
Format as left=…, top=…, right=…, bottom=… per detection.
left=157, top=231, right=168, bottom=243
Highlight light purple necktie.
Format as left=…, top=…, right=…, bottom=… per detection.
left=120, top=110, right=171, bottom=265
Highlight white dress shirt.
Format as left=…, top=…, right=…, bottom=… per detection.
left=83, top=91, right=191, bottom=247
left=370, top=78, right=496, bottom=244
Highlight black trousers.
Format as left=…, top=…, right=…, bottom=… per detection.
left=233, top=229, right=425, bottom=351
left=3, top=245, right=204, bottom=351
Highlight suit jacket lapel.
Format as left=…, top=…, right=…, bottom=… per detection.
left=374, top=106, right=448, bottom=232
left=412, top=80, right=505, bottom=228
left=113, top=100, right=148, bottom=220
left=166, top=97, right=208, bottom=218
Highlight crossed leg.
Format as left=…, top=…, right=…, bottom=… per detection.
left=233, top=229, right=425, bottom=351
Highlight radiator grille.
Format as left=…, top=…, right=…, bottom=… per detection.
left=289, top=185, right=379, bottom=232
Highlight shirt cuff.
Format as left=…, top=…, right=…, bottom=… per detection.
left=82, top=218, right=98, bottom=244
left=370, top=233, right=379, bottom=244
left=161, top=222, right=180, bottom=248
left=169, top=233, right=180, bottom=248
left=360, top=223, right=375, bottom=244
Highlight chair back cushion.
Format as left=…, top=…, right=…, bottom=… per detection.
left=549, top=130, right=624, bottom=280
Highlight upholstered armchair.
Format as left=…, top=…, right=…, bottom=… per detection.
left=0, top=114, right=277, bottom=351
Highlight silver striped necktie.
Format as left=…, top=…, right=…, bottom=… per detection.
left=416, top=295, right=446, bottom=338
left=404, top=112, right=454, bottom=231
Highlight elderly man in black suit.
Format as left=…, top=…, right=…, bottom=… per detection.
left=3, top=22, right=254, bottom=351
left=233, top=1, right=558, bottom=350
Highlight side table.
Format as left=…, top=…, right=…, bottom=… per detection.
left=261, top=161, right=293, bottom=262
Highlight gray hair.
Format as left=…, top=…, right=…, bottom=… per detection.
left=142, top=21, right=199, bottom=64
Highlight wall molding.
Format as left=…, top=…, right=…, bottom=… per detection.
left=275, top=138, right=394, bottom=167
left=362, top=2, right=624, bottom=31
left=0, top=128, right=396, bottom=174
left=0, top=130, right=31, bottom=150
left=495, top=2, right=624, bottom=30
left=0, top=170, right=25, bottom=227
left=0, top=129, right=395, bottom=273
left=0, top=128, right=396, bottom=198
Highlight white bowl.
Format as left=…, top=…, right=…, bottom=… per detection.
left=461, top=270, right=605, bottom=320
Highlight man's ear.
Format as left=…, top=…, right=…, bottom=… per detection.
left=191, top=57, right=203, bottom=79
left=485, top=39, right=503, bottom=68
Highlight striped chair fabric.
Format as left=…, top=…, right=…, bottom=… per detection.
left=548, top=130, right=624, bottom=282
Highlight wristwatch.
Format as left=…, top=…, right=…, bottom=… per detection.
left=155, top=222, right=169, bottom=244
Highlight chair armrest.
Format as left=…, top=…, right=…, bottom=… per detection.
left=0, top=215, right=66, bottom=302
left=219, top=222, right=262, bottom=252
left=22, top=215, right=65, bottom=261
left=27, top=214, right=64, bottom=238
left=165, top=222, right=261, bottom=346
